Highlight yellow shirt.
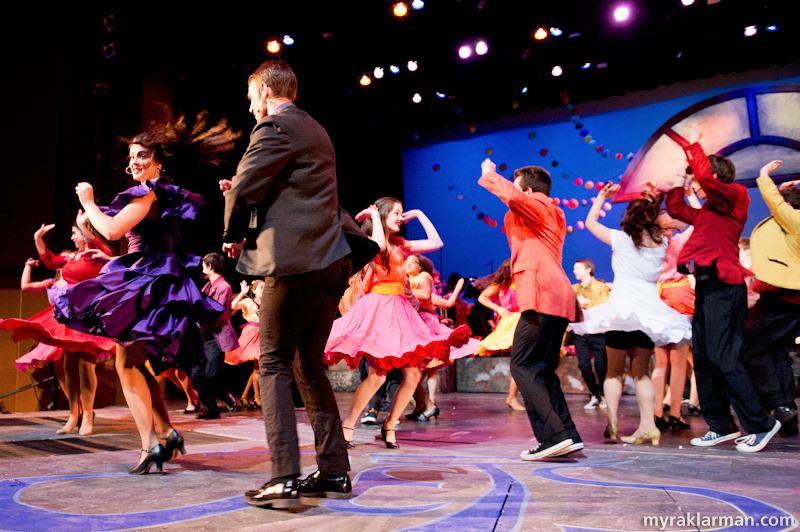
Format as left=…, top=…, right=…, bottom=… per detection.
left=572, top=278, right=610, bottom=309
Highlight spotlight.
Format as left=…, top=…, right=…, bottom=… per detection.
left=359, top=75, right=371, bottom=86
left=411, top=0, right=424, bottom=9
left=550, top=27, right=563, bottom=37
left=407, top=60, right=418, bottom=71
left=412, top=93, right=422, bottom=103
left=103, top=43, right=115, bottom=58
left=581, top=62, right=592, bottom=69
left=389, top=65, right=401, bottom=74
left=475, top=41, right=488, bottom=55
left=744, top=25, right=757, bottom=37
left=551, top=66, right=563, bottom=77
left=680, top=0, right=694, bottom=5
left=766, top=25, right=778, bottom=31
left=374, top=67, right=384, bottom=79
left=436, top=92, right=446, bottom=98
left=393, top=3, right=408, bottom=16
left=458, top=45, right=472, bottom=59
left=521, top=87, right=528, bottom=94
left=282, top=35, right=294, bottom=46
left=103, top=14, right=116, bottom=32
left=597, top=62, right=608, bottom=68
left=267, top=40, right=280, bottom=53
left=613, top=6, right=630, bottom=21
left=534, top=27, right=548, bottom=40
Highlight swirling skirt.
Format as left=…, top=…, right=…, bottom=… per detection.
left=324, top=293, right=471, bottom=376
left=418, top=310, right=478, bottom=369
left=225, top=322, right=260, bottom=365
left=474, top=312, right=521, bottom=357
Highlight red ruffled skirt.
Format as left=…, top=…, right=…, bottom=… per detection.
left=418, top=310, right=479, bottom=369
left=324, top=293, right=471, bottom=375
left=1, top=305, right=116, bottom=371
left=225, top=322, right=260, bottom=365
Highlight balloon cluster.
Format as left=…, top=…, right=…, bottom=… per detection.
left=561, top=91, right=635, bottom=163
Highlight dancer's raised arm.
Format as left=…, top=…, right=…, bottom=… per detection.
left=75, top=182, right=155, bottom=241
left=402, top=209, right=443, bottom=253
left=355, top=204, right=386, bottom=251
left=585, top=184, right=620, bottom=245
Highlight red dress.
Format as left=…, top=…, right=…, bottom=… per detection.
left=0, top=248, right=116, bottom=371
left=324, top=237, right=470, bottom=375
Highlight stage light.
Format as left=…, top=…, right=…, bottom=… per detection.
left=614, top=6, right=630, bottom=21
left=436, top=92, right=446, bottom=98
left=521, top=87, right=528, bottom=93
left=534, top=27, right=548, bottom=40
left=393, top=3, right=408, bottom=16
left=458, top=45, right=472, bottom=59
left=411, top=0, right=424, bottom=9
left=550, top=27, right=563, bottom=37
left=680, top=0, right=694, bottom=5
left=407, top=60, right=418, bottom=71
left=374, top=67, right=384, bottom=79
left=282, top=35, right=294, bottom=46
left=744, top=25, right=757, bottom=37
left=267, top=40, right=280, bottom=53
left=551, top=65, right=563, bottom=77
left=766, top=25, right=778, bottom=31
left=390, top=65, right=401, bottom=74
left=475, top=41, right=488, bottom=55
left=581, top=62, right=592, bottom=69
left=359, top=75, right=371, bottom=86
left=412, top=93, right=422, bottom=103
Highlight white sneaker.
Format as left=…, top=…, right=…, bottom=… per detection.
left=735, top=421, right=781, bottom=453
left=584, top=396, right=601, bottom=410
left=599, top=398, right=607, bottom=409
left=521, top=439, right=573, bottom=461
left=690, top=430, right=741, bottom=447
left=552, top=441, right=584, bottom=456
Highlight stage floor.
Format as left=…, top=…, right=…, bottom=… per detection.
left=0, top=393, right=798, bottom=532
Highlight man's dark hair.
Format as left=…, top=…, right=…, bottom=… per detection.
left=202, top=252, right=225, bottom=275
left=707, top=154, right=736, bottom=184
left=248, top=61, right=298, bottom=100
left=738, top=237, right=750, bottom=250
left=575, top=259, right=596, bottom=276
left=782, top=187, right=800, bottom=209
left=513, top=166, right=552, bottom=196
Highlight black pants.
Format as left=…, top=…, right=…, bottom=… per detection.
left=742, top=291, right=799, bottom=411
left=191, top=337, right=229, bottom=415
left=259, top=257, right=352, bottom=478
left=692, top=268, right=775, bottom=435
left=510, top=310, right=580, bottom=448
left=574, top=333, right=607, bottom=398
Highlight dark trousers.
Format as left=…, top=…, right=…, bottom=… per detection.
left=742, top=291, right=799, bottom=411
left=574, top=333, right=607, bottom=398
left=192, top=338, right=228, bottom=415
left=510, top=310, right=580, bottom=448
left=259, top=257, right=352, bottom=478
left=692, top=268, right=775, bottom=435
left=359, top=358, right=402, bottom=413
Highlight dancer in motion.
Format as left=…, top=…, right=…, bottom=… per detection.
left=54, top=113, right=238, bottom=473
left=571, top=184, right=691, bottom=445
left=479, top=159, right=582, bottom=460
left=1, top=217, right=116, bottom=435
left=226, top=280, right=265, bottom=409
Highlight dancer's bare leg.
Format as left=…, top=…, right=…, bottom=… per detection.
left=413, top=382, right=435, bottom=411
left=78, top=353, right=98, bottom=435
left=652, top=345, right=670, bottom=418
left=506, top=377, right=525, bottom=409
left=630, top=347, right=657, bottom=435
left=342, top=364, right=386, bottom=441
left=58, top=353, right=81, bottom=434
left=425, top=368, right=438, bottom=404
left=115, top=342, right=159, bottom=463
left=142, top=367, right=173, bottom=439
left=604, top=347, right=627, bottom=428
left=252, top=366, right=261, bottom=406
left=383, top=367, right=422, bottom=444
left=668, top=343, right=690, bottom=419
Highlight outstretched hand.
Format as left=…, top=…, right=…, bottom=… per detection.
left=24, top=259, right=39, bottom=268
left=219, top=179, right=233, bottom=195
left=779, top=179, right=800, bottom=191
left=760, top=160, right=782, bottom=178
left=481, top=158, right=496, bottom=176
left=34, top=223, right=55, bottom=240
left=76, top=249, right=112, bottom=265
left=643, top=181, right=659, bottom=199
left=400, top=209, right=421, bottom=223
left=223, top=240, right=245, bottom=259
left=75, top=182, right=95, bottom=206
left=689, top=122, right=702, bottom=144
left=355, top=204, right=379, bottom=222
left=240, top=280, right=249, bottom=293
left=597, top=183, right=620, bottom=201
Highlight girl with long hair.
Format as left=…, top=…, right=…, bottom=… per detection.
left=570, top=184, right=691, bottom=445
left=325, top=197, right=469, bottom=448
left=226, top=279, right=266, bottom=408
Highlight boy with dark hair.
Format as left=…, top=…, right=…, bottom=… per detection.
left=665, top=124, right=779, bottom=453
left=572, top=259, right=610, bottom=410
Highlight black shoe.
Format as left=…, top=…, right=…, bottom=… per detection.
left=773, top=406, right=799, bottom=435
left=360, top=409, right=379, bottom=425
left=687, top=403, right=701, bottom=416
left=196, top=410, right=221, bottom=420
left=163, top=429, right=186, bottom=460
left=669, top=416, right=691, bottom=430
left=381, top=425, right=399, bottom=449
left=298, top=470, right=353, bottom=499
left=662, top=403, right=670, bottom=415
left=225, top=394, right=238, bottom=413
left=655, top=415, right=671, bottom=430
left=244, top=479, right=301, bottom=509
left=343, top=426, right=355, bottom=449
left=418, top=406, right=440, bottom=421
left=405, top=408, right=425, bottom=420
left=128, top=444, right=166, bottom=475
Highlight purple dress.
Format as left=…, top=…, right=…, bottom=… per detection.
left=53, top=178, right=223, bottom=369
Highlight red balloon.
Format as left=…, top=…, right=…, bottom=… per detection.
left=540, top=149, right=548, bottom=156
left=501, top=226, right=507, bottom=233
left=574, top=177, right=583, bottom=186
left=596, top=145, right=604, bottom=153
left=490, top=220, right=498, bottom=227
left=615, top=152, right=623, bottom=159
left=484, top=216, right=491, bottom=224
left=568, top=198, right=579, bottom=209
left=595, top=182, right=605, bottom=191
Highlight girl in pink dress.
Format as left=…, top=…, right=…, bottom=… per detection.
left=226, top=279, right=265, bottom=408
left=325, top=197, right=469, bottom=448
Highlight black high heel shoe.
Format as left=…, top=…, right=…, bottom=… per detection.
left=405, top=408, right=425, bottom=420
left=163, top=429, right=186, bottom=460
left=128, top=444, right=166, bottom=475
left=687, top=404, right=702, bottom=416
left=655, top=415, right=671, bottom=431
left=418, top=406, right=440, bottom=421
left=669, top=416, right=690, bottom=430
left=381, top=426, right=399, bottom=449
left=342, top=426, right=355, bottom=449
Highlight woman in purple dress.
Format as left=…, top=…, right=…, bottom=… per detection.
left=54, top=119, right=236, bottom=474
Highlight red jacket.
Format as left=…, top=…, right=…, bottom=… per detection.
left=665, top=142, right=749, bottom=286
left=479, top=171, right=577, bottom=321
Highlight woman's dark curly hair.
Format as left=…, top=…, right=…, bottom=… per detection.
left=621, top=193, right=665, bottom=249
left=472, top=258, right=513, bottom=290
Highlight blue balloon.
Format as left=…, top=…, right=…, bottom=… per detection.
left=528, top=131, right=537, bottom=139
left=562, top=172, right=571, bottom=179
left=575, top=122, right=583, bottom=129
left=566, top=103, right=574, bottom=111
left=570, top=115, right=579, bottom=123
left=588, top=139, right=597, bottom=146
left=579, top=129, right=588, bottom=137
left=477, top=212, right=485, bottom=220
left=602, top=148, right=611, bottom=157
left=412, top=134, right=419, bottom=141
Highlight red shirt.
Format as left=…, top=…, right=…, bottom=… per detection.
left=39, top=249, right=104, bottom=285
left=665, top=142, right=749, bottom=286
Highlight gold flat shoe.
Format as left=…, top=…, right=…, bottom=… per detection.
left=620, top=427, right=660, bottom=445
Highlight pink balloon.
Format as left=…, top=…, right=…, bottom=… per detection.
left=574, top=177, right=583, bottom=186
left=595, top=182, right=605, bottom=191
left=603, top=202, right=612, bottom=211
left=561, top=198, right=569, bottom=206
left=566, top=225, right=574, bottom=234
left=599, top=210, right=606, bottom=218
left=577, top=220, right=585, bottom=230
left=581, top=199, right=588, bottom=206
left=590, top=197, right=596, bottom=203
left=568, top=198, right=579, bottom=209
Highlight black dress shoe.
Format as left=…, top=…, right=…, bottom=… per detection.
left=196, top=410, right=221, bottom=420
left=298, top=470, right=352, bottom=499
left=163, top=429, right=186, bottom=460
left=405, top=408, right=425, bottom=420
left=655, top=415, right=671, bottom=430
left=773, top=405, right=798, bottom=435
left=668, top=416, right=691, bottom=430
left=128, top=444, right=166, bottom=475
left=244, top=479, right=302, bottom=508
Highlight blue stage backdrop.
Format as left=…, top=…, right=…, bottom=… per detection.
left=402, top=74, right=800, bottom=285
